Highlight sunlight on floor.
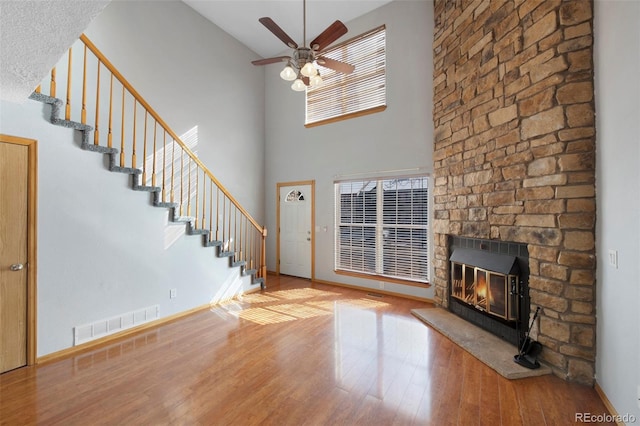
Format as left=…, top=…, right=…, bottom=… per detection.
left=233, top=307, right=297, bottom=325
left=214, top=286, right=390, bottom=326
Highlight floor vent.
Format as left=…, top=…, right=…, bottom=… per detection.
left=74, top=305, right=160, bottom=346
left=367, top=293, right=384, bottom=298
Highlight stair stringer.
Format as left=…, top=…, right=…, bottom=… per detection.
left=29, top=92, right=265, bottom=289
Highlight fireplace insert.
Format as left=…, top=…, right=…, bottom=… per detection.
left=448, top=237, right=529, bottom=347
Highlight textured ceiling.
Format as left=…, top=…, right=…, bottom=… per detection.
left=0, top=0, right=110, bottom=103
left=182, top=0, right=394, bottom=58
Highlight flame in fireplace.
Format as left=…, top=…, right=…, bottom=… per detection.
left=476, top=272, right=494, bottom=304
left=477, top=274, right=487, bottom=299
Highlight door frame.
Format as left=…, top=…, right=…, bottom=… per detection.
left=276, top=180, right=315, bottom=280
left=0, top=134, right=37, bottom=366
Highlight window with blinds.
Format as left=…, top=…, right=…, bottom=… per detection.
left=306, top=25, right=386, bottom=127
left=335, top=176, right=429, bottom=284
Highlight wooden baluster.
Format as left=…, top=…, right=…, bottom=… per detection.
left=228, top=197, right=232, bottom=252
left=151, top=122, right=157, bottom=187
left=170, top=139, right=175, bottom=203
left=131, top=101, right=137, bottom=169
left=94, top=62, right=101, bottom=146
left=120, top=86, right=125, bottom=167
left=141, top=111, right=148, bottom=184
left=233, top=208, right=238, bottom=259
left=187, top=158, right=192, bottom=217
left=81, top=45, right=87, bottom=124
left=221, top=196, right=226, bottom=247
left=162, top=130, right=167, bottom=202
left=179, top=148, right=184, bottom=216
left=209, top=179, right=213, bottom=241
left=65, top=46, right=72, bottom=120
left=245, top=217, right=249, bottom=263
left=201, top=173, right=206, bottom=233
left=35, top=85, right=41, bottom=94
left=233, top=204, right=240, bottom=260
left=50, top=67, right=56, bottom=98
left=107, top=74, right=113, bottom=149
left=194, top=167, right=199, bottom=228
left=249, top=228, right=253, bottom=270
left=216, top=187, right=220, bottom=241
left=240, top=215, right=245, bottom=262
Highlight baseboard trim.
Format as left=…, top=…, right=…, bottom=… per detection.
left=312, top=278, right=434, bottom=303
left=37, top=302, right=212, bottom=365
left=594, top=382, right=625, bottom=426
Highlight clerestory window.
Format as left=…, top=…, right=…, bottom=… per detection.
left=306, top=25, right=386, bottom=127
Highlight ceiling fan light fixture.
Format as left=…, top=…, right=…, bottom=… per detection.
left=280, top=65, right=297, bottom=81
left=291, top=78, right=306, bottom=91
left=310, top=74, right=323, bottom=87
left=251, top=0, right=352, bottom=94
left=300, top=61, right=317, bottom=78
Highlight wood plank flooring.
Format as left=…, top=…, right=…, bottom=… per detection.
left=0, top=275, right=614, bottom=425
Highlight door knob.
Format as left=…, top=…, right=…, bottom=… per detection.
left=10, top=263, right=24, bottom=271
left=306, top=238, right=311, bottom=241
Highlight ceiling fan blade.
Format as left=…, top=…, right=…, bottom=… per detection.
left=258, top=17, right=298, bottom=49
left=310, top=20, right=348, bottom=52
left=251, top=56, right=291, bottom=66
left=316, top=56, right=355, bottom=74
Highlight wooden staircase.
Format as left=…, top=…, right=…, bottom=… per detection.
left=30, top=34, right=266, bottom=289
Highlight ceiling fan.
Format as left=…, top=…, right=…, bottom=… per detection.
left=251, top=0, right=355, bottom=91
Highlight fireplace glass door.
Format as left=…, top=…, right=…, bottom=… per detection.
left=450, top=262, right=518, bottom=321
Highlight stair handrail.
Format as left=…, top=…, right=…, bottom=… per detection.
left=79, top=35, right=263, bottom=232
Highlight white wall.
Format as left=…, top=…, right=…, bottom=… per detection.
left=594, top=0, right=640, bottom=419
left=264, top=1, right=434, bottom=300
left=0, top=0, right=265, bottom=357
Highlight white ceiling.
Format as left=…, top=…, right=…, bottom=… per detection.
left=182, top=0, right=394, bottom=58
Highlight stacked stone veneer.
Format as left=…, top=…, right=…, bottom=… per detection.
left=432, top=0, right=596, bottom=384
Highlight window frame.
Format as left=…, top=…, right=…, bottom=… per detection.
left=305, top=25, right=387, bottom=128
left=334, top=176, right=430, bottom=287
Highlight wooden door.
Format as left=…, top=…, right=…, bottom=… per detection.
left=278, top=184, right=312, bottom=279
left=0, top=138, right=30, bottom=373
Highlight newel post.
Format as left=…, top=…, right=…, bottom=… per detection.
left=261, top=227, right=267, bottom=285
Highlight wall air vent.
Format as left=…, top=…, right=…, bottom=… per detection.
left=74, top=305, right=160, bottom=346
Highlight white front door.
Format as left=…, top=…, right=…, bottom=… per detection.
left=279, top=184, right=312, bottom=279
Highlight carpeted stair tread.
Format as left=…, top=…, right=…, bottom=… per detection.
left=204, top=239, right=223, bottom=247
left=231, top=260, right=246, bottom=268
left=82, top=144, right=118, bottom=154
left=133, top=183, right=162, bottom=192
left=187, top=226, right=209, bottom=236
left=172, top=215, right=194, bottom=223
left=219, top=251, right=234, bottom=258
left=155, top=201, right=178, bottom=208
left=110, top=165, right=142, bottom=175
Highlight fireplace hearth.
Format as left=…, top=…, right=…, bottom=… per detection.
left=448, top=236, right=530, bottom=347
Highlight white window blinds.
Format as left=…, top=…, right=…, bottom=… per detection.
left=335, top=176, right=429, bottom=284
left=306, top=25, right=386, bottom=127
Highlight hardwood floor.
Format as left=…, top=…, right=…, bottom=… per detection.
left=0, top=275, right=614, bottom=425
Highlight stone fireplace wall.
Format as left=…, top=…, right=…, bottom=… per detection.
left=432, top=0, right=596, bottom=384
